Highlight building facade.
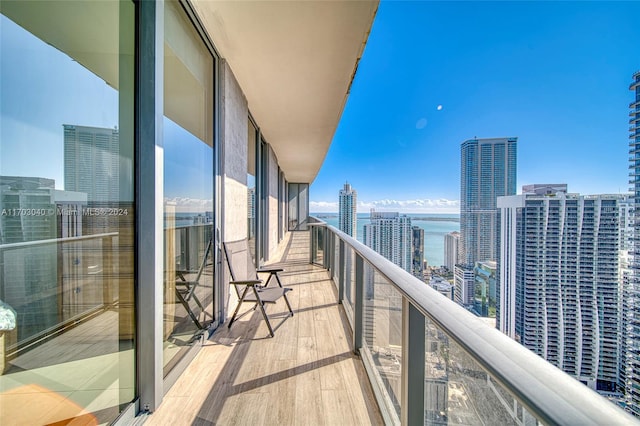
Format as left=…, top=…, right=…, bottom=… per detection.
left=454, top=265, right=475, bottom=306
left=363, top=210, right=412, bottom=273
left=460, top=137, right=517, bottom=266
left=338, top=182, right=358, bottom=237
left=444, top=230, right=460, bottom=271
left=412, top=225, right=425, bottom=279
left=628, top=70, right=640, bottom=416
left=473, top=260, right=496, bottom=318
left=498, top=189, right=626, bottom=392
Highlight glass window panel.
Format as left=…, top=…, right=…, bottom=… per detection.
left=163, top=0, right=214, bottom=374
left=248, top=120, right=257, bottom=262
left=0, top=1, right=135, bottom=424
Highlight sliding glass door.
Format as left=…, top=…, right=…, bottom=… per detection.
left=162, top=0, right=215, bottom=374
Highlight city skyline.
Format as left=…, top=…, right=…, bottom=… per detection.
left=310, top=1, right=640, bottom=214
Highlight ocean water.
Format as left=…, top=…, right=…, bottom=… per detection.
left=314, top=213, right=459, bottom=268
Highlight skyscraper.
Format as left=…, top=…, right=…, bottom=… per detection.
left=628, top=70, right=640, bottom=417
left=460, top=137, right=517, bottom=266
left=411, top=226, right=424, bottom=279
left=64, top=124, right=119, bottom=202
left=363, top=210, right=412, bottom=273
left=444, top=231, right=460, bottom=271
left=498, top=187, right=625, bottom=392
left=338, top=182, right=357, bottom=237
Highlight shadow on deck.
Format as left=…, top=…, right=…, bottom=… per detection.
left=146, top=231, right=383, bottom=425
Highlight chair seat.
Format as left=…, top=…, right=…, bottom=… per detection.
left=244, top=286, right=292, bottom=303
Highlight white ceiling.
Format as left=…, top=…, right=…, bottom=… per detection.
left=192, top=0, right=378, bottom=183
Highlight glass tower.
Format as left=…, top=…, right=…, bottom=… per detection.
left=460, top=137, right=517, bottom=266
left=628, top=70, right=640, bottom=417
left=338, top=182, right=357, bottom=237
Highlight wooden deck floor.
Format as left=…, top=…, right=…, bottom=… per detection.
left=146, top=231, right=383, bottom=425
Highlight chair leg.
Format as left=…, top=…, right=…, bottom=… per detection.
left=228, top=286, right=250, bottom=329
left=175, top=289, right=204, bottom=329
left=253, top=287, right=275, bottom=337
left=283, top=292, right=294, bottom=317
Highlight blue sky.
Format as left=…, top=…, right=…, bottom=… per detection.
left=310, top=1, right=640, bottom=214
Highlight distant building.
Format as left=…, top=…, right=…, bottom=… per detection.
left=338, top=182, right=357, bottom=237
left=628, top=69, right=640, bottom=417
left=412, top=226, right=424, bottom=279
left=429, top=275, right=454, bottom=300
left=460, top=137, right=517, bottom=266
left=453, top=265, right=474, bottom=306
left=522, top=183, right=568, bottom=195
left=363, top=210, right=412, bottom=273
left=444, top=231, right=460, bottom=271
left=473, top=260, right=496, bottom=317
left=498, top=188, right=626, bottom=392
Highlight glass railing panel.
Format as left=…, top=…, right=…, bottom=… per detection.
left=342, top=246, right=355, bottom=316
left=424, top=316, right=541, bottom=425
left=315, top=225, right=324, bottom=265
left=363, top=266, right=403, bottom=419
left=310, top=225, right=324, bottom=265
left=333, top=232, right=340, bottom=288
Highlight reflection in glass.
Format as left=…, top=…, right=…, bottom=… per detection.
left=424, top=317, right=539, bottom=425
left=0, top=1, right=135, bottom=424
left=248, top=119, right=257, bottom=262
left=163, top=0, right=214, bottom=374
left=363, top=268, right=403, bottom=418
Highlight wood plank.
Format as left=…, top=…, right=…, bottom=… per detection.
left=147, top=231, right=383, bottom=425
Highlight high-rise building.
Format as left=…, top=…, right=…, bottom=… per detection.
left=444, top=231, right=460, bottom=271
left=411, top=225, right=424, bottom=279
left=453, top=265, right=475, bottom=306
left=619, top=196, right=634, bottom=406
left=338, top=182, right=357, bottom=237
left=460, top=137, right=517, bottom=266
left=627, top=69, right=640, bottom=417
left=498, top=188, right=625, bottom=392
left=363, top=210, right=412, bottom=272
left=64, top=124, right=120, bottom=202
left=473, top=260, right=496, bottom=318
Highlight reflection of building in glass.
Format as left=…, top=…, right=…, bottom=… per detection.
left=64, top=124, right=119, bottom=202
left=338, top=182, right=357, bottom=237
left=473, top=260, right=496, bottom=317
left=0, top=176, right=59, bottom=339
left=363, top=210, right=412, bottom=273
left=425, top=323, right=449, bottom=424
left=444, top=231, right=460, bottom=271
left=460, top=137, right=517, bottom=266
left=498, top=187, right=625, bottom=392
left=247, top=186, right=256, bottom=239
left=427, top=320, right=530, bottom=425
left=411, top=226, right=424, bottom=279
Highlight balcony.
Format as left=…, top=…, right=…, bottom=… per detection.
left=144, top=223, right=636, bottom=425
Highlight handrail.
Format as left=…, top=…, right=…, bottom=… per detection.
left=0, top=232, right=119, bottom=250
left=310, top=218, right=638, bottom=425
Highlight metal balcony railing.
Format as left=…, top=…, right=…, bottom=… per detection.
left=308, top=218, right=638, bottom=425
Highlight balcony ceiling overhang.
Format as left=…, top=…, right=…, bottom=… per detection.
left=192, top=0, right=378, bottom=183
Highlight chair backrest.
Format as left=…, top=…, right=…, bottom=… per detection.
left=223, top=239, right=258, bottom=282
